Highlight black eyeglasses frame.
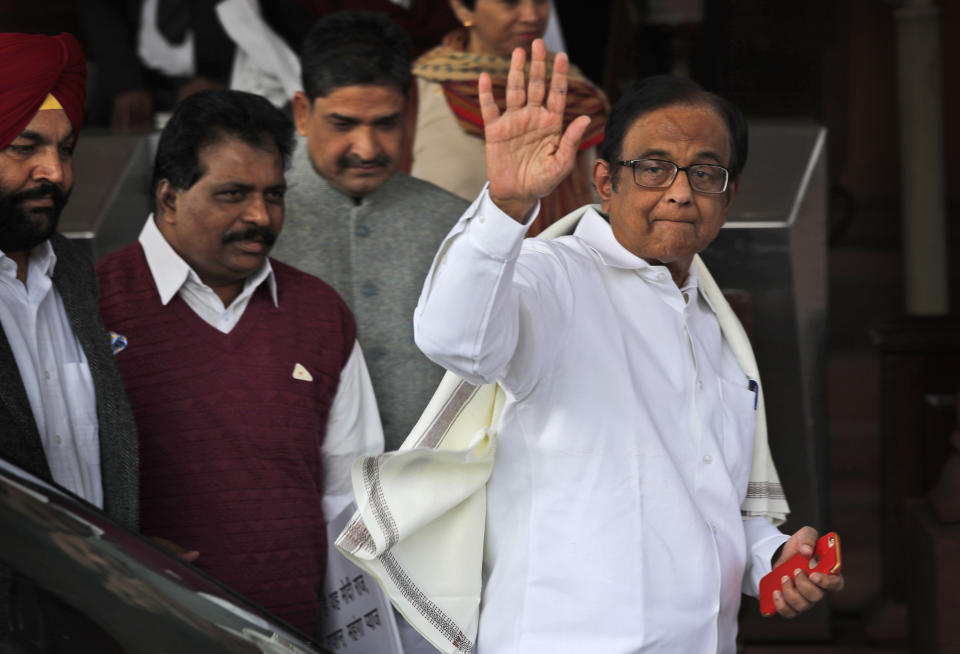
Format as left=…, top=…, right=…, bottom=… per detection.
left=615, top=158, right=731, bottom=194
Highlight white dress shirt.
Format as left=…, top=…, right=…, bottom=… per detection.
left=138, top=216, right=383, bottom=516
left=0, top=241, right=102, bottom=507
left=414, top=190, right=787, bottom=653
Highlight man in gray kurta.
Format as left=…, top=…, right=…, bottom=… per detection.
left=272, top=12, right=468, bottom=450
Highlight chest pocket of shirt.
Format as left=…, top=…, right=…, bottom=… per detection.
left=62, top=362, right=100, bottom=466
left=718, top=377, right=756, bottom=494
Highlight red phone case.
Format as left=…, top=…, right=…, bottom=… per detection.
left=759, top=531, right=842, bottom=617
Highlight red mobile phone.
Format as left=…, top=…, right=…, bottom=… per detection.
left=759, top=531, right=842, bottom=617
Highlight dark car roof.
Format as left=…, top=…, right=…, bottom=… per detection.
left=0, top=458, right=324, bottom=654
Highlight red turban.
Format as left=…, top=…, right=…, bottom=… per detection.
left=0, top=32, right=86, bottom=150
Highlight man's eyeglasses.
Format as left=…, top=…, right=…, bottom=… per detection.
left=616, top=158, right=731, bottom=194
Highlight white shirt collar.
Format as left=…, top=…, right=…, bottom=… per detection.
left=31, top=240, right=57, bottom=278
left=572, top=207, right=650, bottom=271
left=137, top=214, right=278, bottom=307
left=0, top=239, right=57, bottom=280
left=572, top=207, right=716, bottom=314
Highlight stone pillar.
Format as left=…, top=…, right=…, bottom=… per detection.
left=894, top=0, right=949, bottom=315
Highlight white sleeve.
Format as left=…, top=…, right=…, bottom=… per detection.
left=741, top=516, right=790, bottom=597
left=414, top=185, right=570, bottom=397
left=321, top=340, right=384, bottom=518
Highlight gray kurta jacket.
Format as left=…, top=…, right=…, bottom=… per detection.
left=272, top=144, right=470, bottom=450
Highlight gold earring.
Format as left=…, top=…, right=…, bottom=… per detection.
left=463, top=19, right=473, bottom=28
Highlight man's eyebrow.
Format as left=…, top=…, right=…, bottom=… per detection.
left=213, top=181, right=288, bottom=193
left=631, top=148, right=671, bottom=160
left=373, top=112, right=402, bottom=124
left=327, top=113, right=360, bottom=123
left=631, top=148, right=726, bottom=165
left=327, top=112, right=402, bottom=125
left=11, top=130, right=46, bottom=144
left=7, top=129, right=75, bottom=148
left=692, top=150, right=725, bottom=165
left=214, top=182, right=255, bottom=191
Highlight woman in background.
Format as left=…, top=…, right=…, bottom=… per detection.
left=410, top=0, right=608, bottom=235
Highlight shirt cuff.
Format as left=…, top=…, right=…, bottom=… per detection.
left=465, top=184, right=540, bottom=261
left=742, top=516, right=790, bottom=597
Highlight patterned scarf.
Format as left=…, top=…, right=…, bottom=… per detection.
left=413, top=29, right=609, bottom=234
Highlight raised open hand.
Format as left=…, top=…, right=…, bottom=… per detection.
left=481, top=39, right=593, bottom=222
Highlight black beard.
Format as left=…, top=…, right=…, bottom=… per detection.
left=0, top=182, right=69, bottom=253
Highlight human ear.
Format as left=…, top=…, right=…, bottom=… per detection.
left=292, top=92, right=313, bottom=137
left=156, top=179, right=179, bottom=223
left=725, top=177, right=740, bottom=210
left=449, top=0, right=474, bottom=27
left=593, top=159, right=615, bottom=208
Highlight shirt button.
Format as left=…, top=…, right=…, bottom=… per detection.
left=355, top=224, right=370, bottom=237
left=657, top=272, right=666, bottom=281
left=55, top=435, right=62, bottom=445
left=697, top=380, right=703, bottom=390
left=703, top=454, right=713, bottom=464
left=43, top=370, right=51, bottom=380
left=360, top=281, right=379, bottom=297
left=478, top=215, right=485, bottom=224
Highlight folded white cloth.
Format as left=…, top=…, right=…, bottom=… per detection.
left=336, top=205, right=789, bottom=653
left=217, top=0, right=301, bottom=109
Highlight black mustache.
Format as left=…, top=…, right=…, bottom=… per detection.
left=337, top=153, right=391, bottom=169
left=14, top=182, right=67, bottom=206
left=221, top=225, right=277, bottom=246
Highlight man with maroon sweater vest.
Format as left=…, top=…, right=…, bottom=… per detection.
left=96, top=89, right=383, bottom=635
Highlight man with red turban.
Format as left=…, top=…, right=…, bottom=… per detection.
left=0, top=32, right=138, bottom=531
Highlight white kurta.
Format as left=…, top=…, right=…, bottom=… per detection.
left=413, top=190, right=786, bottom=653
left=0, top=241, right=102, bottom=506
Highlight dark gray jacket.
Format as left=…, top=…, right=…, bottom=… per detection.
left=0, top=234, right=139, bottom=529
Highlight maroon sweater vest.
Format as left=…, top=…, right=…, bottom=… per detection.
left=97, top=244, right=356, bottom=635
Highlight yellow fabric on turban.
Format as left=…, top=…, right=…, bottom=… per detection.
left=39, top=94, right=65, bottom=111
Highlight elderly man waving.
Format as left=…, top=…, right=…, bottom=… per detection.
left=404, top=40, right=844, bottom=652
